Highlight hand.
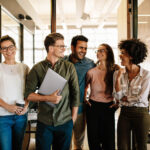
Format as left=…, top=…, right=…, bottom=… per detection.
left=109, top=103, right=119, bottom=109
left=47, top=90, right=62, bottom=104
left=117, top=68, right=126, bottom=78
left=121, top=96, right=128, bottom=102
left=72, top=114, right=77, bottom=124
left=110, top=100, right=119, bottom=109
left=16, top=106, right=28, bottom=115
left=5, top=104, right=23, bottom=114
left=84, top=99, right=91, bottom=107
left=114, top=64, right=120, bottom=71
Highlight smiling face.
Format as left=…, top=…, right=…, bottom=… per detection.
left=0, top=40, right=16, bottom=61
left=120, top=49, right=132, bottom=66
left=96, top=45, right=107, bottom=62
left=48, top=39, right=66, bottom=59
left=71, top=40, right=87, bottom=61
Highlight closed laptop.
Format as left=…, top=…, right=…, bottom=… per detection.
left=38, top=68, right=67, bottom=107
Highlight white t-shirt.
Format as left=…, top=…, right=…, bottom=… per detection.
left=0, top=63, right=29, bottom=116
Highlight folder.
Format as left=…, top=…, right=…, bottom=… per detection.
left=38, top=68, right=67, bottom=107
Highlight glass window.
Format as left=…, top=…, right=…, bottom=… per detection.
left=1, top=8, right=20, bottom=62
left=138, top=0, right=150, bottom=70
left=34, top=30, right=47, bottom=63
left=82, top=27, right=118, bottom=63
left=24, top=28, right=33, bottom=68
left=34, top=27, right=118, bottom=64
left=57, top=28, right=81, bottom=55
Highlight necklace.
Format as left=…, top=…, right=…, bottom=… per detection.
left=3, top=62, right=18, bottom=73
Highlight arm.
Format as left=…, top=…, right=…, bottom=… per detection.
left=26, top=90, right=62, bottom=104
left=113, top=69, right=126, bottom=100
left=25, top=66, right=62, bottom=104
left=115, top=68, right=125, bottom=92
left=16, top=64, right=30, bottom=115
left=72, top=106, right=78, bottom=123
left=16, top=100, right=29, bottom=115
left=0, top=98, right=23, bottom=114
left=127, top=73, right=150, bottom=103
left=69, top=64, right=80, bottom=122
left=84, top=70, right=92, bottom=106
left=84, top=81, right=91, bottom=106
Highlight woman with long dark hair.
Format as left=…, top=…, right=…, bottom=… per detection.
left=84, top=43, right=116, bottom=150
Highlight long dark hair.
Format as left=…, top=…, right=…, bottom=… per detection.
left=100, top=43, right=115, bottom=94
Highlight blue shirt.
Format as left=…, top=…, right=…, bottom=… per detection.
left=65, top=56, right=95, bottom=114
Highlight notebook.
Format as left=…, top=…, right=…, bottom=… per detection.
left=38, top=68, right=67, bottom=107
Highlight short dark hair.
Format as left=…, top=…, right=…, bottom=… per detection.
left=0, top=35, right=16, bottom=48
left=44, top=32, right=64, bottom=53
left=118, top=39, right=148, bottom=64
left=71, top=35, right=88, bottom=47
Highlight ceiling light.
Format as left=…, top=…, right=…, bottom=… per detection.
left=138, top=21, right=148, bottom=24
left=25, top=15, right=32, bottom=20
left=18, top=14, right=24, bottom=20
left=81, top=13, right=90, bottom=20
left=138, top=14, right=150, bottom=17
left=18, top=14, right=32, bottom=20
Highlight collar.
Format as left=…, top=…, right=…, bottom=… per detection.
left=124, top=66, right=143, bottom=77
left=139, top=67, right=144, bottom=77
left=45, top=57, right=63, bottom=67
left=69, top=54, right=86, bottom=64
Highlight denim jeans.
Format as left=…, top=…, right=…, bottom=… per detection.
left=36, top=119, right=73, bottom=150
left=0, top=114, right=27, bottom=150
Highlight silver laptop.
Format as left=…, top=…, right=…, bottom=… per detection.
left=38, top=68, right=67, bottom=107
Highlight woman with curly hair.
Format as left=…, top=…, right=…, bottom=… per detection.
left=84, top=43, right=116, bottom=150
left=113, top=39, right=150, bottom=150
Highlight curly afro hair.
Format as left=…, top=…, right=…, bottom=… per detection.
left=118, top=39, right=148, bottom=65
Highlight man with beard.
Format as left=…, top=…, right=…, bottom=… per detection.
left=65, top=35, right=95, bottom=150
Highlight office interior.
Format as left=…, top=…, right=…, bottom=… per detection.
left=0, top=0, right=150, bottom=149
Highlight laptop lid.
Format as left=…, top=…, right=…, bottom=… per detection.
left=38, top=68, right=67, bottom=107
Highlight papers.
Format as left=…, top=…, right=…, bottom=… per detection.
left=38, top=68, right=67, bottom=107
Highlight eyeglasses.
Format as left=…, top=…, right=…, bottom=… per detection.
left=54, top=45, right=67, bottom=49
left=0, top=45, right=15, bottom=52
left=95, top=49, right=105, bottom=53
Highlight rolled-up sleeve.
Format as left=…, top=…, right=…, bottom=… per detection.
left=24, top=67, right=39, bottom=99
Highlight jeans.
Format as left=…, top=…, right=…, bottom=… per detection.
left=0, top=114, right=27, bottom=150
left=36, top=119, right=73, bottom=150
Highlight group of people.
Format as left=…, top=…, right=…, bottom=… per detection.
left=0, top=32, right=150, bottom=150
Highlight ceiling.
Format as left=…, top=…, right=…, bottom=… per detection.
left=15, top=0, right=121, bottom=29
left=0, top=0, right=149, bottom=32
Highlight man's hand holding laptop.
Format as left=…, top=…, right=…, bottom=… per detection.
left=46, top=89, right=62, bottom=104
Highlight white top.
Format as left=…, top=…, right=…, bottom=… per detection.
left=113, top=67, right=150, bottom=107
left=0, top=63, right=29, bottom=116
